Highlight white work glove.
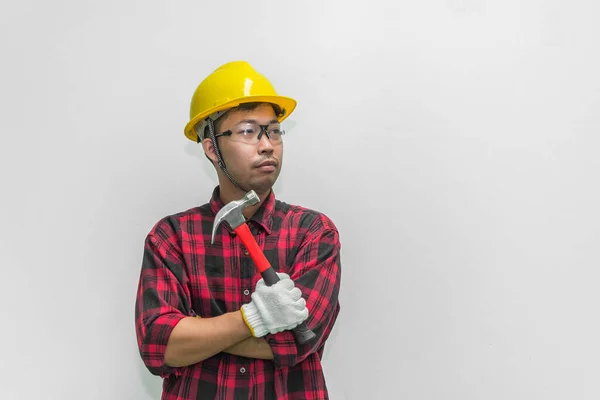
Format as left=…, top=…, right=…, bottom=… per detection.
left=240, top=272, right=309, bottom=337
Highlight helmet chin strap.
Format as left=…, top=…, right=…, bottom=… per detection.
left=206, top=118, right=249, bottom=193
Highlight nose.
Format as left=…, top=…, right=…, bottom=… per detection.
left=257, top=130, right=274, bottom=154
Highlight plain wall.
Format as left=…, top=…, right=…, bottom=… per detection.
left=1, top=0, right=599, bottom=399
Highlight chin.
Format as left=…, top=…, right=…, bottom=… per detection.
left=249, top=177, right=278, bottom=194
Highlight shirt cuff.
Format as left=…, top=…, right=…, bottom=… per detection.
left=141, top=312, right=187, bottom=376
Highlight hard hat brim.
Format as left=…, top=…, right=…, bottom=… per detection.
left=184, top=95, right=297, bottom=142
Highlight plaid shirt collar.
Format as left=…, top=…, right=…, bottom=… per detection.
left=209, top=186, right=275, bottom=235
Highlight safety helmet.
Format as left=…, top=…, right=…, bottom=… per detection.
left=184, top=61, right=297, bottom=142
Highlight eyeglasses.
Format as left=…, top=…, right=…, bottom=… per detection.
left=214, top=122, right=285, bottom=144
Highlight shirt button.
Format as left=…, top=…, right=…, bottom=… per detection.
left=240, top=367, right=246, bottom=374
left=243, top=289, right=250, bottom=296
left=244, top=250, right=249, bottom=256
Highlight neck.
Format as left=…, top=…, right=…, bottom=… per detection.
left=218, top=182, right=271, bottom=219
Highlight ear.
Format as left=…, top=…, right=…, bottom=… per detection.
left=202, top=137, right=219, bottom=164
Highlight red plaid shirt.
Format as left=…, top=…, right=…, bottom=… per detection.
left=135, top=187, right=341, bottom=399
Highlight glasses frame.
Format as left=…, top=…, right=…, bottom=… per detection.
left=214, top=123, right=285, bottom=143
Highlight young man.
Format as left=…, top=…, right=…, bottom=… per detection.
left=135, top=61, right=342, bottom=399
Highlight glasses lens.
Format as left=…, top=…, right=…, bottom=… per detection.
left=266, top=124, right=284, bottom=143
left=228, top=122, right=284, bottom=144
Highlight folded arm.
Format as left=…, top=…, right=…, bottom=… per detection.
left=164, top=312, right=252, bottom=367
left=223, top=337, right=274, bottom=360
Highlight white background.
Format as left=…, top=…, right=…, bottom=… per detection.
left=1, top=0, right=599, bottom=399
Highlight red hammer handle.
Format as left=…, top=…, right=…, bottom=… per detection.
left=234, top=223, right=316, bottom=344
left=235, top=223, right=271, bottom=273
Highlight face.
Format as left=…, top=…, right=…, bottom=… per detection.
left=204, top=103, right=284, bottom=195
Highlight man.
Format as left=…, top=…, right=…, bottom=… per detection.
left=135, top=61, right=342, bottom=400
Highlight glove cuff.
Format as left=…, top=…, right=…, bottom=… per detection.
left=240, top=302, right=268, bottom=338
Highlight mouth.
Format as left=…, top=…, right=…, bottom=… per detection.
left=255, top=160, right=278, bottom=173
left=255, top=160, right=278, bottom=168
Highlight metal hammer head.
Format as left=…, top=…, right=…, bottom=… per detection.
left=211, top=190, right=260, bottom=244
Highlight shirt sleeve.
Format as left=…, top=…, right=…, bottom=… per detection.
left=134, top=220, right=191, bottom=377
left=265, top=214, right=342, bottom=368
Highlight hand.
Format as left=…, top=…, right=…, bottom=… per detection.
left=240, top=273, right=309, bottom=337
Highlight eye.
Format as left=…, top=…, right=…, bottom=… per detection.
left=269, top=125, right=282, bottom=135
left=237, top=128, right=256, bottom=135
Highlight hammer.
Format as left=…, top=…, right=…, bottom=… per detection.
left=211, top=190, right=316, bottom=344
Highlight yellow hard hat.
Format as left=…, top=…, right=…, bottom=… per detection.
left=184, top=61, right=297, bottom=142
